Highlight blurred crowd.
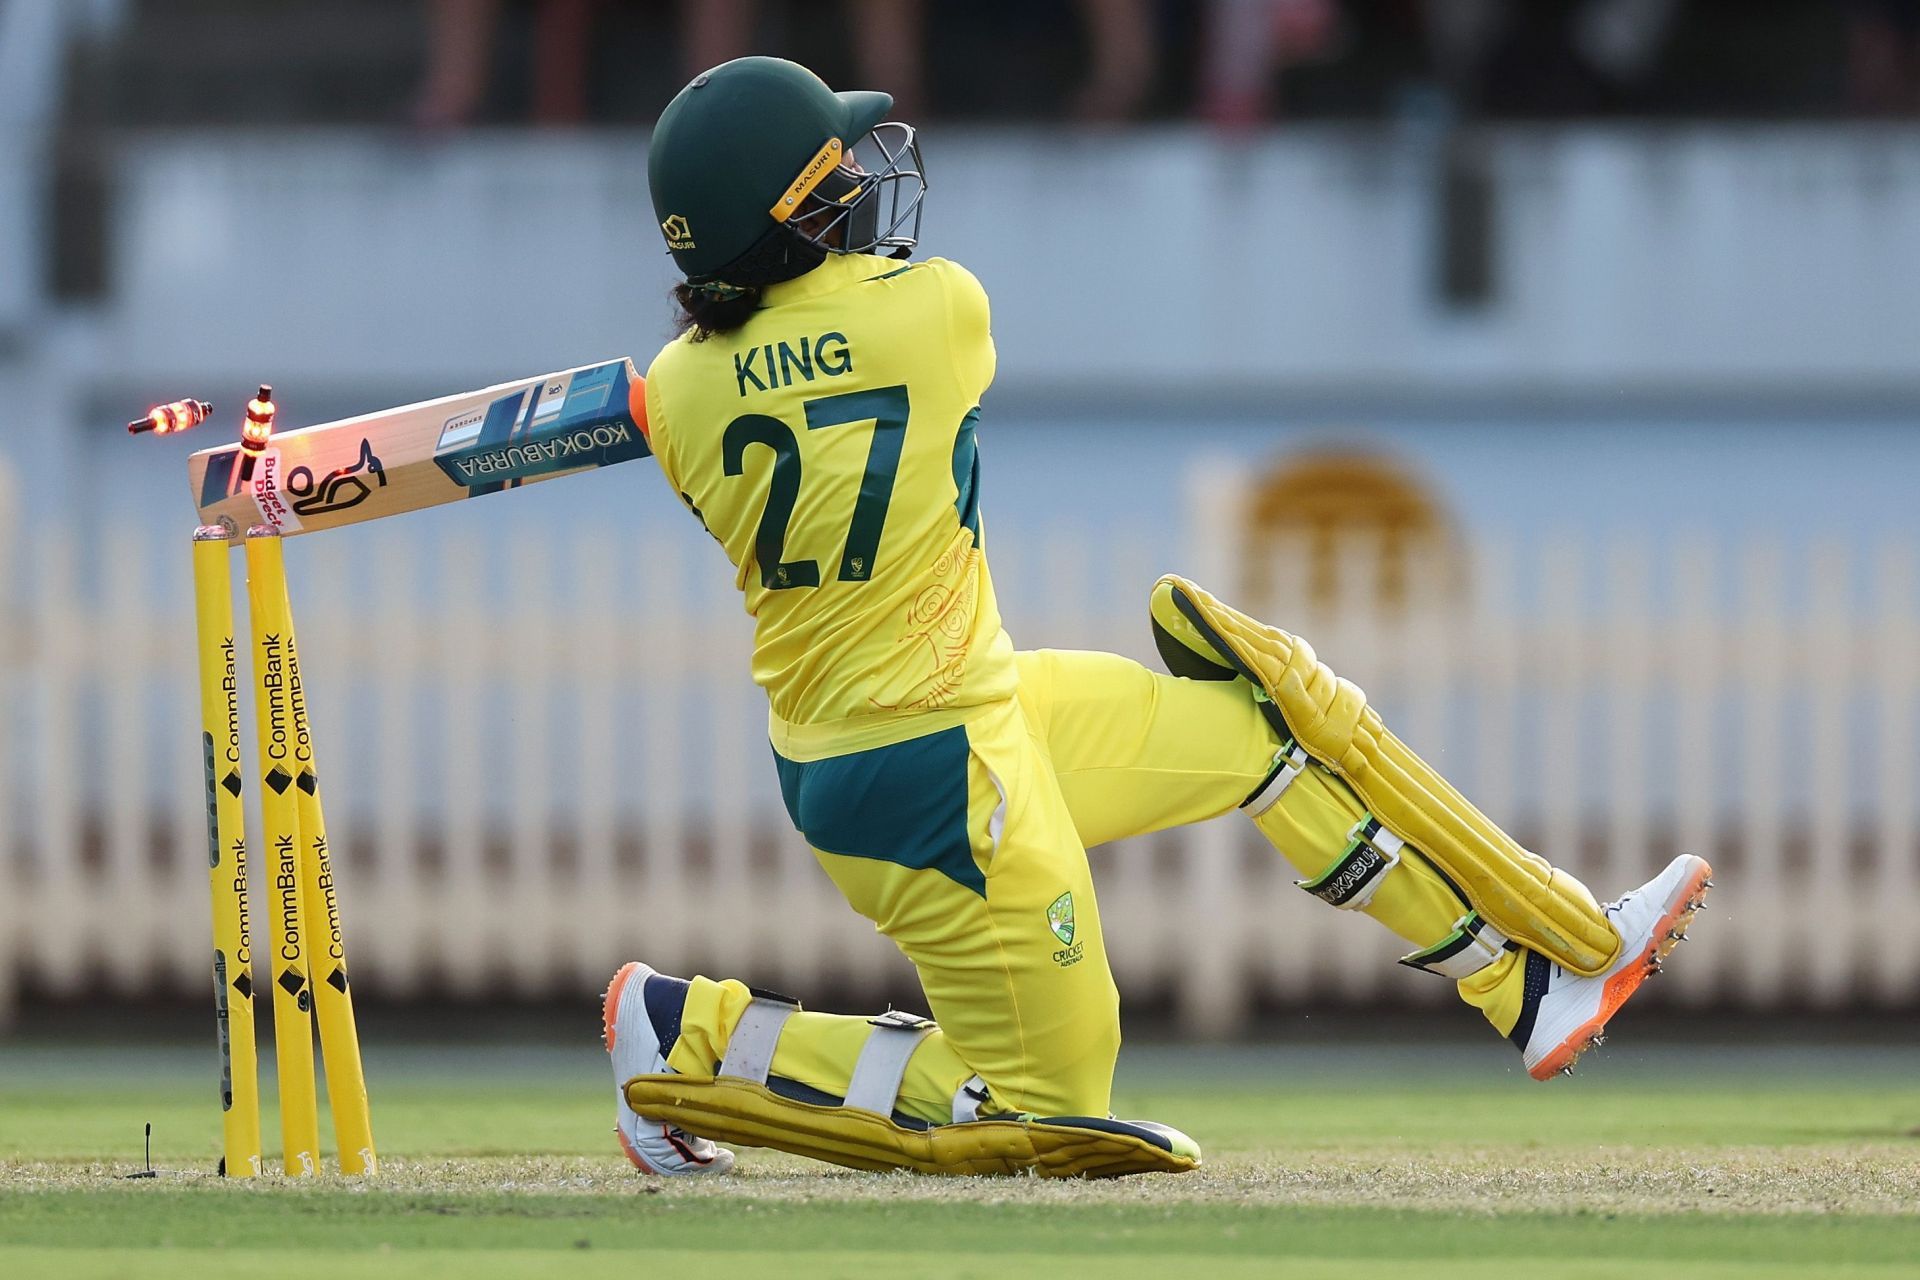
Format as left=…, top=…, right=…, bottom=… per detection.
left=411, top=0, right=1920, bottom=128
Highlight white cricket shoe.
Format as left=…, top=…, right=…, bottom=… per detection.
left=601, top=961, right=736, bottom=1176
left=1516, top=854, right=1714, bottom=1081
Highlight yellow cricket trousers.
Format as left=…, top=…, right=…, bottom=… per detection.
left=660, top=648, right=1278, bottom=1125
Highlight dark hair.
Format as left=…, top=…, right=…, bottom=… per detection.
left=670, top=224, right=830, bottom=341
left=672, top=282, right=763, bottom=341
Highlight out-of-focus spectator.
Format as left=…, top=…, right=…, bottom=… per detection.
left=1197, top=0, right=1343, bottom=127
left=1422, top=0, right=1504, bottom=92
left=398, top=1, right=1862, bottom=129
left=1850, top=0, right=1920, bottom=114
left=417, top=1, right=932, bottom=128
left=1421, top=0, right=1681, bottom=115
left=1069, top=0, right=1157, bottom=121
left=414, top=0, right=601, bottom=128
left=685, top=0, right=927, bottom=119
left=1573, top=0, right=1682, bottom=87
left=414, top=0, right=494, bottom=127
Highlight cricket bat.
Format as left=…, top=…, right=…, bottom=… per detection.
left=187, top=359, right=651, bottom=540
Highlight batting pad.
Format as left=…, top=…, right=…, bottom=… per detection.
left=1149, top=573, right=1621, bottom=977
left=623, top=1075, right=1199, bottom=1178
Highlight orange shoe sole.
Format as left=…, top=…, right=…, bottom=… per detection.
left=602, top=960, right=641, bottom=1055
left=602, top=961, right=664, bottom=1174
left=1528, top=859, right=1714, bottom=1081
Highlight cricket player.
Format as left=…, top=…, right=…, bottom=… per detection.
left=602, top=56, right=1712, bottom=1179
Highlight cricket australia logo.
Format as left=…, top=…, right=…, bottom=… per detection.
left=1047, top=892, right=1075, bottom=946
left=1048, top=892, right=1083, bottom=967
left=661, top=214, right=695, bottom=249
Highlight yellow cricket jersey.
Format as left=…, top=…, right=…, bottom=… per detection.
left=644, top=253, right=1017, bottom=759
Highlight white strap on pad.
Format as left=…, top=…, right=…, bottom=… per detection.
left=843, top=1010, right=935, bottom=1116
left=718, top=997, right=796, bottom=1085
left=1399, top=912, right=1513, bottom=980
left=950, top=1074, right=990, bottom=1124
left=1297, top=816, right=1403, bottom=910
left=1243, top=738, right=1310, bottom=817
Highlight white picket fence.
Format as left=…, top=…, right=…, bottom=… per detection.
left=2, top=467, right=1918, bottom=1032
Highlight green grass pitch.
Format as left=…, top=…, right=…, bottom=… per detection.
left=2, top=1036, right=1917, bottom=1278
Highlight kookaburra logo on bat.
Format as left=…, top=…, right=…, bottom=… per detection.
left=287, top=438, right=387, bottom=516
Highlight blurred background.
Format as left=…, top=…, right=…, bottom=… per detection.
left=2, top=0, right=1919, bottom=1044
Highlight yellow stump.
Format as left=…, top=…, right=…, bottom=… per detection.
left=245, top=526, right=321, bottom=1176
left=283, top=599, right=377, bottom=1174
left=192, top=529, right=261, bottom=1178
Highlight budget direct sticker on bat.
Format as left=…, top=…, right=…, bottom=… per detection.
left=196, top=445, right=305, bottom=532
left=432, top=361, right=651, bottom=494
left=249, top=451, right=305, bottom=531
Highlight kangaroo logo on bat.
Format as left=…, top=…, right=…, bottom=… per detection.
left=287, top=438, right=387, bottom=517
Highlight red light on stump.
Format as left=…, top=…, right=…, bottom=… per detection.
left=237, top=385, right=276, bottom=482
left=128, top=398, right=214, bottom=436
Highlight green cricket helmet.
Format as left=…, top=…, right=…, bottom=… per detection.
left=648, top=56, right=926, bottom=287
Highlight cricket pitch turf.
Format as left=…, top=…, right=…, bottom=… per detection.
left=2, top=1036, right=1916, bottom=1278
